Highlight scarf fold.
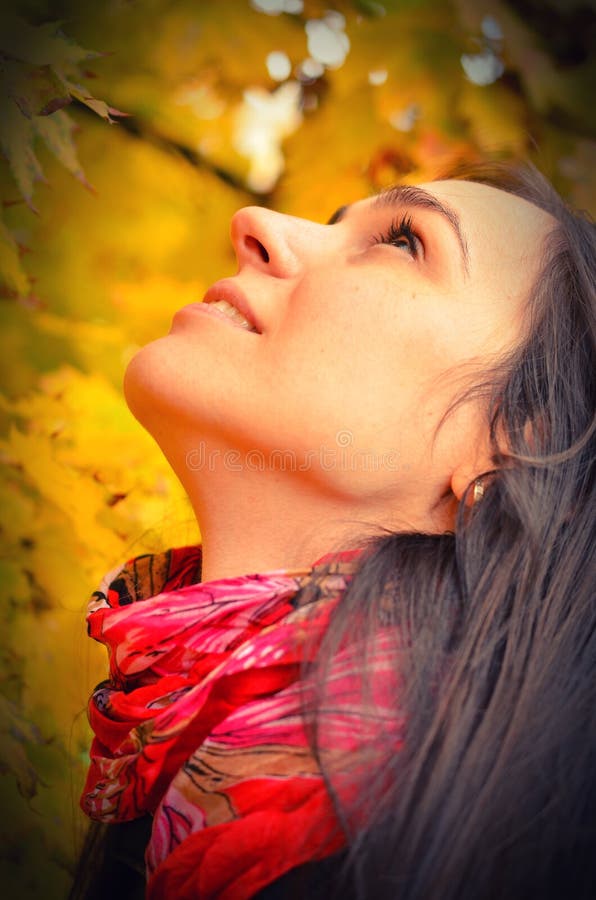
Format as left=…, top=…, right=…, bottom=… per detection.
left=81, top=545, right=401, bottom=899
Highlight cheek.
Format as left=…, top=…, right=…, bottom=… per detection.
left=286, top=275, right=445, bottom=382
left=268, top=277, right=440, bottom=446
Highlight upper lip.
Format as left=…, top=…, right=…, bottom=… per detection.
left=203, top=280, right=261, bottom=334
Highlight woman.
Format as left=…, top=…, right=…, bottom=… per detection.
left=75, top=162, right=595, bottom=900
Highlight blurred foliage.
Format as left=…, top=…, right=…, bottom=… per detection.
left=0, top=0, right=594, bottom=895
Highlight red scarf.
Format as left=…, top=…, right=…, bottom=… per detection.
left=81, top=545, right=402, bottom=898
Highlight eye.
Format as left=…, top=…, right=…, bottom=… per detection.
left=371, top=214, right=422, bottom=259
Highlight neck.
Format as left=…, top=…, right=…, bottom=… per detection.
left=162, top=444, right=384, bottom=582
left=192, top=474, right=372, bottom=583
left=157, top=434, right=456, bottom=583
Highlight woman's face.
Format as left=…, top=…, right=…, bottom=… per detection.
left=125, top=179, right=553, bottom=529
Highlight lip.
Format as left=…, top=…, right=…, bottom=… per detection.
left=202, top=280, right=261, bottom=334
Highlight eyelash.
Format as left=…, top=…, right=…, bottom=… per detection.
left=372, top=214, right=422, bottom=258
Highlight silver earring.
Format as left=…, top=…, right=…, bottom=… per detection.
left=473, top=479, right=485, bottom=504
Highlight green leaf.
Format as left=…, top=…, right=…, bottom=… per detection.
left=0, top=13, right=99, bottom=68
left=0, top=95, right=44, bottom=209
left=0, top=58, right=71, bottom=119
left=32, top=110, right=90, bottom=188
left=0, top=694, right=44, bottom=799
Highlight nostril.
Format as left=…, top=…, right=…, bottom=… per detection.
left=244, top=235, right=270, bottom=263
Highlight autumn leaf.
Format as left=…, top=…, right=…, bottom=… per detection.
left=0, top=694, right=45, bottom=799
left=58, top=76, right=129, bottom=122
left=0, top=12, right=99, bottom=69
left=0, top=215, right=29, bottom=296
left=32, top=110, right=90, bottom=189
left=0, top=57, right=71, bottom=118
left=0, top=12, right=126, bottom=211
left=0, top=94, right=45, bottom=209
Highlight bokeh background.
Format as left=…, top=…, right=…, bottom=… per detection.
left=0, top=0, right=594, bottom=896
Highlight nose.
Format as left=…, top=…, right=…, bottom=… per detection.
left=230, top=206, right=323, bottom=278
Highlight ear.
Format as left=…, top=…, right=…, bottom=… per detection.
left=450, top=466, right=487, bottom=507
left=449, top=434, right=495, bottom=507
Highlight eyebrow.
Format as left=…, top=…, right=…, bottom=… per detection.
left=327, top=184, right=470, bottom=278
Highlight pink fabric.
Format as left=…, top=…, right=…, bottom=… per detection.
left=81, top=545, right=403, bottom=898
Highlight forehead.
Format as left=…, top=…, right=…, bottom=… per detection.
left=423, top=179, right=554, bottom=238
left=429, top=180, right=554, bottom=281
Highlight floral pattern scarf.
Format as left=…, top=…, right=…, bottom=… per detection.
left=81, top=545, right=402, bottom=899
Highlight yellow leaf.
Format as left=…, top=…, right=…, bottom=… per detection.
left=0, top=215, right=29, bottom=296
left=3, top=425, right=123, bottom=561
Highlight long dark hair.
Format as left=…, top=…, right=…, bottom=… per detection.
left=71, top=163, right=595, bottom=899
left=307, top=162, right=596, bottom=899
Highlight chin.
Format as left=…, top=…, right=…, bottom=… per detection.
left=122, top=334, right=225, bottom=450
left=123, top=336, right=172, bottom=429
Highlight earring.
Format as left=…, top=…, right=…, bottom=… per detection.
left=472, top=479, right=485, bottom=504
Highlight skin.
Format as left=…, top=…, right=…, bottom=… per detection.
left=124, top=180, right=554, bottom=581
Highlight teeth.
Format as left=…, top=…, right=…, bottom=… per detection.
left=207, top=299, right=255, bottom=331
